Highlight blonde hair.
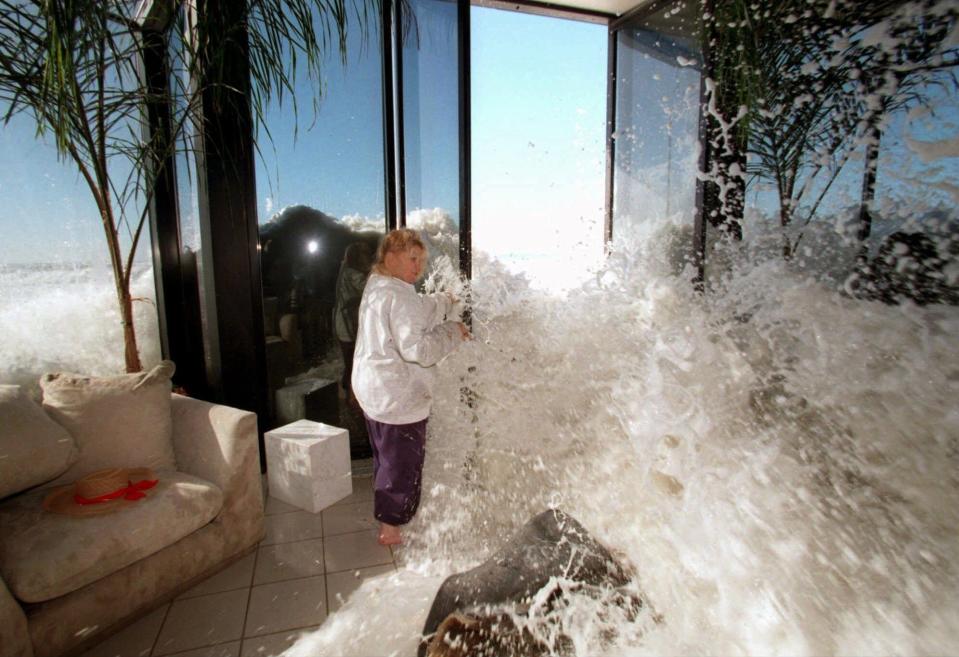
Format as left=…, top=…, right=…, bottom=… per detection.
left=372, top=228, right=427, bottom=276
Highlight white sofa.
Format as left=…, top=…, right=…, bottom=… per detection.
left=0, top=364, right=265, bottom=657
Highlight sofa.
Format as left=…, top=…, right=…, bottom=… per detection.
left=0, top=362, right=265, bottom=657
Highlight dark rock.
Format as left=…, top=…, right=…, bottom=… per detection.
left=419, top=509, right=643, bottom=657
left=426, top=612, right=550, bottom=657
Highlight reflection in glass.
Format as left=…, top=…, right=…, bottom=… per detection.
left=613, top=6, right=701, bottom=269
left=254, top=10, right=385, bottom=457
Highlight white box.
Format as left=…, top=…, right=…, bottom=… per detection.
left=265, top=420, right=352, bottom=513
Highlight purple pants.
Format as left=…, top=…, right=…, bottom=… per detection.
left=364, top=414, right=428, bottom=526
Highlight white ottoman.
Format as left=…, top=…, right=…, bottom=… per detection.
left=265, top=420, right=352, bottom=513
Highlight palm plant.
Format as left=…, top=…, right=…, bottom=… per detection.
left=704, top=0, right=958, bottom=258
left=0, top=0, right=364, bottom=372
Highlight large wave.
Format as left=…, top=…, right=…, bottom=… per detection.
left=0, top=263, right=161, bottom=393
left=289, top=213, right=959, bottom=656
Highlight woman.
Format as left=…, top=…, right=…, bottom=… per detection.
left=352, top=229, right=470, bottom=546
left=333, top=241, right=372, bottom=400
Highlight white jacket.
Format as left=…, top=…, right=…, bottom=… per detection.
left=352, top=273, right=460, bottom=424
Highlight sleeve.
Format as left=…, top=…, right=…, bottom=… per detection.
left=389, top=292, right=460, bottom=367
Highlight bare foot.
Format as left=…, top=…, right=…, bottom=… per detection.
left=378, top=523, right=402, bottom=546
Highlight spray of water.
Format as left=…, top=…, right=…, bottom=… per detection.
left=0, top=264, right=161, bottom=392
left=0, top=209, right=953, bottom=656
left=289, top=211, right=959, bottom=656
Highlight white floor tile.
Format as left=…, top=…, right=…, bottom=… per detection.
left=178, top=552, right=256, bottom=600
left=322, top=500, right=376, bottom=536
left=264, top=496, right=301, bottom=516
left=326, top=565, right=395, bottom=611
left=239, top=626, right=319, bottom=657
left=261, top=510, right=324, bottom=546
left=323, top=530, right=393, bottom=573
left=253, top=538, right=325, bottom=585
left=153, top=589, right=249, bottom=656
left=160, top=641, right=241, bottom=657
left=244, top=576, right=327, bottom=638
left=80, top=604, right=168, bottom=657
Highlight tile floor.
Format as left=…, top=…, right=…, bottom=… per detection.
left=82, top=463, right=397, bottom=657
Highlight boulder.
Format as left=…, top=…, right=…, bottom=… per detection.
left=420, top=509, right=644, bottom=657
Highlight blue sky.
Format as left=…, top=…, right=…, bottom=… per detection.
left=470, top=7, right=607, bottom=280
left=254, top=18, right=387, bottom=223
left=0, top=113, right=110, bottom=264
left=255, top=2, right=608, bottom=245
left=0, top=4, right=607, bottom=267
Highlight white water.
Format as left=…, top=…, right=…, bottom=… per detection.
left=0, top=263, right=161, bottom=392
left=288, top=214, right=959, bottom=656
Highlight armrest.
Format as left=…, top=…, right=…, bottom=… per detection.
left=170, top=394, right=259, bottom=497
left=0, top=576, right=32, bottom=657
left=169, top=394, right=264, bottom=549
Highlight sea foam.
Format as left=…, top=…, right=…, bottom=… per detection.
left=289, top=213, right=959, bottom=656
left=0, top=263, right=161, bottom=392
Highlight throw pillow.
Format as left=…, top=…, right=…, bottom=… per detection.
left=40, top=361, right=178, bottom=487
left=0, top=385, right=79, bottom=499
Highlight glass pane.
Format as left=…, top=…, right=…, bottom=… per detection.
left=402, top=0, right=461, bottom=278
left=254, top=11, right=385, bottom=457
left=736, top=7, right=959, bottom=303
left=471, top=7, right=607, bottom=293
left=169, top=5, right=202, bottom=256
left=0, top=77, right=160, bottom=389
left=856, top=74, right=959, bottom=304
left=613, top=5, right=701, bottom=274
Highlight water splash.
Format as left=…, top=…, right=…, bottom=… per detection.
left=290, top=215, right=959, bottom=656
left=0, top=263, right=161, bottom=391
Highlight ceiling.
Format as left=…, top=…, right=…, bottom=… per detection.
left=477, top=0, right=703, bottom=31
left=476, top=0, right=656, bottom=21
left=549, top=0, right=652, bottom=17
left=540, top=0, right=700, bottom=38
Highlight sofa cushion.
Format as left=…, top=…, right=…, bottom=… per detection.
left=0, top=385, right=78, bottom=499
left=40, top=361, right=177, bottom=487
left=0, top=470, right=223, bottom=603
